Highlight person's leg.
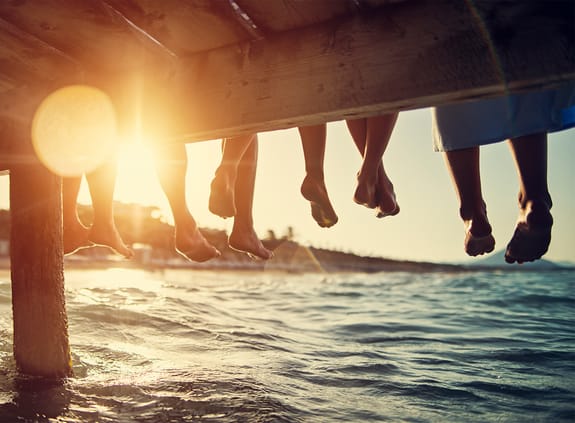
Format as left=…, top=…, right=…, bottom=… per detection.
left=505, top=133, right=553, bottom=263
left=85, top=159, right=133, bottom=258
left=62, top=176, right=93, bottom=255
left=345, top=118, right=368, bottom=200
left=365, top=114, right=400, bottom=216
left=444, top=147, right=495, bottom=256
left=298, top=124, right=338, bottom=228
left=209, top=134, right=255, bottom=218
left=346, top=114, right=399, bottom=216
left=228, top=136, right=273, bottom=259
left=155, top=143, right=220, bottom=262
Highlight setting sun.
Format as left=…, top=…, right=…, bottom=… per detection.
left=114, top=142, right=163, bottom=207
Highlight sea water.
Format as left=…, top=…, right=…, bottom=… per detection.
left=0, top=267, right=573, bottom=422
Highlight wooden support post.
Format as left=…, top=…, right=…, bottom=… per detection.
left=9, top=134, right=71, bottom=378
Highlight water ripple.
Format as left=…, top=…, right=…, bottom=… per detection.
left=0, top=268, right=573, bottom=422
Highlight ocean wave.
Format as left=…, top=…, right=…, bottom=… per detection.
left=0, top=269, right=573, bottom=422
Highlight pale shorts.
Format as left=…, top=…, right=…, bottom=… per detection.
left=432, top=81, right=575, bottom=152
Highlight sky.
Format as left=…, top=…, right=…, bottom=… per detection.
left=0, top=108, right=573, bottom=265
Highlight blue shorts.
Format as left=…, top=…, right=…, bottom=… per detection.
left=432, top=81, right=575, bottom=152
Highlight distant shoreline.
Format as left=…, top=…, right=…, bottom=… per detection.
left=1, top=254, right=465, bottom=274
left=0, top=247, right=571, bottom=274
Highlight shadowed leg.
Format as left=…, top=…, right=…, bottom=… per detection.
left=62, top=176, right=93, bottom=255
left=155, top=143, right=220, bottom=262
left=85, top=159, right=134, bottom=258
left=298, top=124, right=338, bottom=228
left=444, top=147, right=495, bottom=256
left=505, top=133, right=553, bottom=263
left=228, top=136, right=273, bottom=259
left=209, top=134, right=254, bottom=218
left=346, top=114, right=399, bottom=216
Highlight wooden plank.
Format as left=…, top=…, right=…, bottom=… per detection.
left=0, top=18, right=80, bottom=93
left=0, top=0, right=165, bottom=72
left=235, top=0, right=357, bottom=32
left=234, top=1, right=426, bottom=34
left=102, top=0, right=253, bottom=55
left=133, top=0, right=575, bottom=142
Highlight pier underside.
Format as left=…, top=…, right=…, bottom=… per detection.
left=0, top=0, right=573, bottom=377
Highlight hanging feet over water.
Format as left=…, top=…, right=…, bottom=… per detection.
left=209, top=167, right=237, bottom=219
left=88, top=220, right=134, bottom=259
left=374, top=171, right=400, bottom=218
left=63, top=219, right=94, bottom=256
left=301, top=175, right=338, bottom=228
left=505, top=199, right=553, bottom=264
left=464, top=223, right=496, bottom=257
left=175, top=221, right=221, bottom=263
left=354, top=169, right=400, bottom=218
left=460, top=201, right=495, bottom=257
left=64, top=217, right=134, bottom=259
left=229, top=221, right=273, bottom=260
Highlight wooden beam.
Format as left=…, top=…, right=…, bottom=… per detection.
left=101, top=0, right=254, bottom=55
left=0, top=17, right=80, bottom=93
left=133, top=0, right=574, bottom=142
left=235, top=0, right=358, bottom=32
left=0, top=0, right=164, bottom=73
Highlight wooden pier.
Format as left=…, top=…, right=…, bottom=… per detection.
left=0, top=0, right=573, bottom=377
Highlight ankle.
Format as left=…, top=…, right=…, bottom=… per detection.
left=215, top=164, right=237, bottom=183
left=459, top=206, right=475, bottom=222
left=460, top=206, right=491, bottom=237
left=305, top=166, right=324, bottom=181
left=519, top=192, right=552, bottom=210
left=91, top=216, right=115, bottom=230
left=175, top=214, right=197, bottom=233
left=232, top=217, right=254, bottom=234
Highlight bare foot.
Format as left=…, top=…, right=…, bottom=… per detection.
left=464, top=230, right=496, bottom=256
left=175, top=224, right=221, bottom=262
left=63, top=219, right=93, bottom=255
left=89, top=222, right=134, bottom=259
left=354, top=171, right=377, bottom=209
left=209, top=167, right=236, bottom=218
left=229, top=222, right=273, bottom=260
left=374, top=171, right=400, bottom=218
left=462, top=209, right=495, bottom=256
left=301, top=175, right=338, bottom=228
left=505, top=200, right=553, bottom=264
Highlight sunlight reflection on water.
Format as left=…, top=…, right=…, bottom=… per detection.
left=0, top=268, right=573, bottom=422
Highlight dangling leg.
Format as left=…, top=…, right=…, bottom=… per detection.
left=85, top=159, right=133, bottom=258
left=62, top=176, right=93, bottom=255
left=346, top=114, right=399, bottom=216
left=345, top=118, right=371, bottom=204
left=505, top=133, right=553, bottom=263
left=298, top=124, right=338, bottom=227
left=209, top=134, right=254, bottom=218
left=228, top=136, right=273, bottom=259
left=365, top=114, right=399, bottom=216
left=155, top=143, right=220, bottom=262
left=444, top=147, right=495, bottom=256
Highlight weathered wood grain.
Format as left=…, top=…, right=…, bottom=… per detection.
left=0, top=17, right=80, bottom=94
left=9, top=136, right=71, bottom=378
left=135, top=0, right=575, bottom=142
left=1, top=0, right=573, bottom=143
left=0, top=0, right=161, bottom=72
left=102, top=0, right=253, bottom=55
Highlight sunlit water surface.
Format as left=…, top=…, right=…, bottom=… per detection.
left=0, top=268, right=573, bottom=422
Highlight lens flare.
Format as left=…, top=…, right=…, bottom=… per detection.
left=32, top=85, right=118, bottom=177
